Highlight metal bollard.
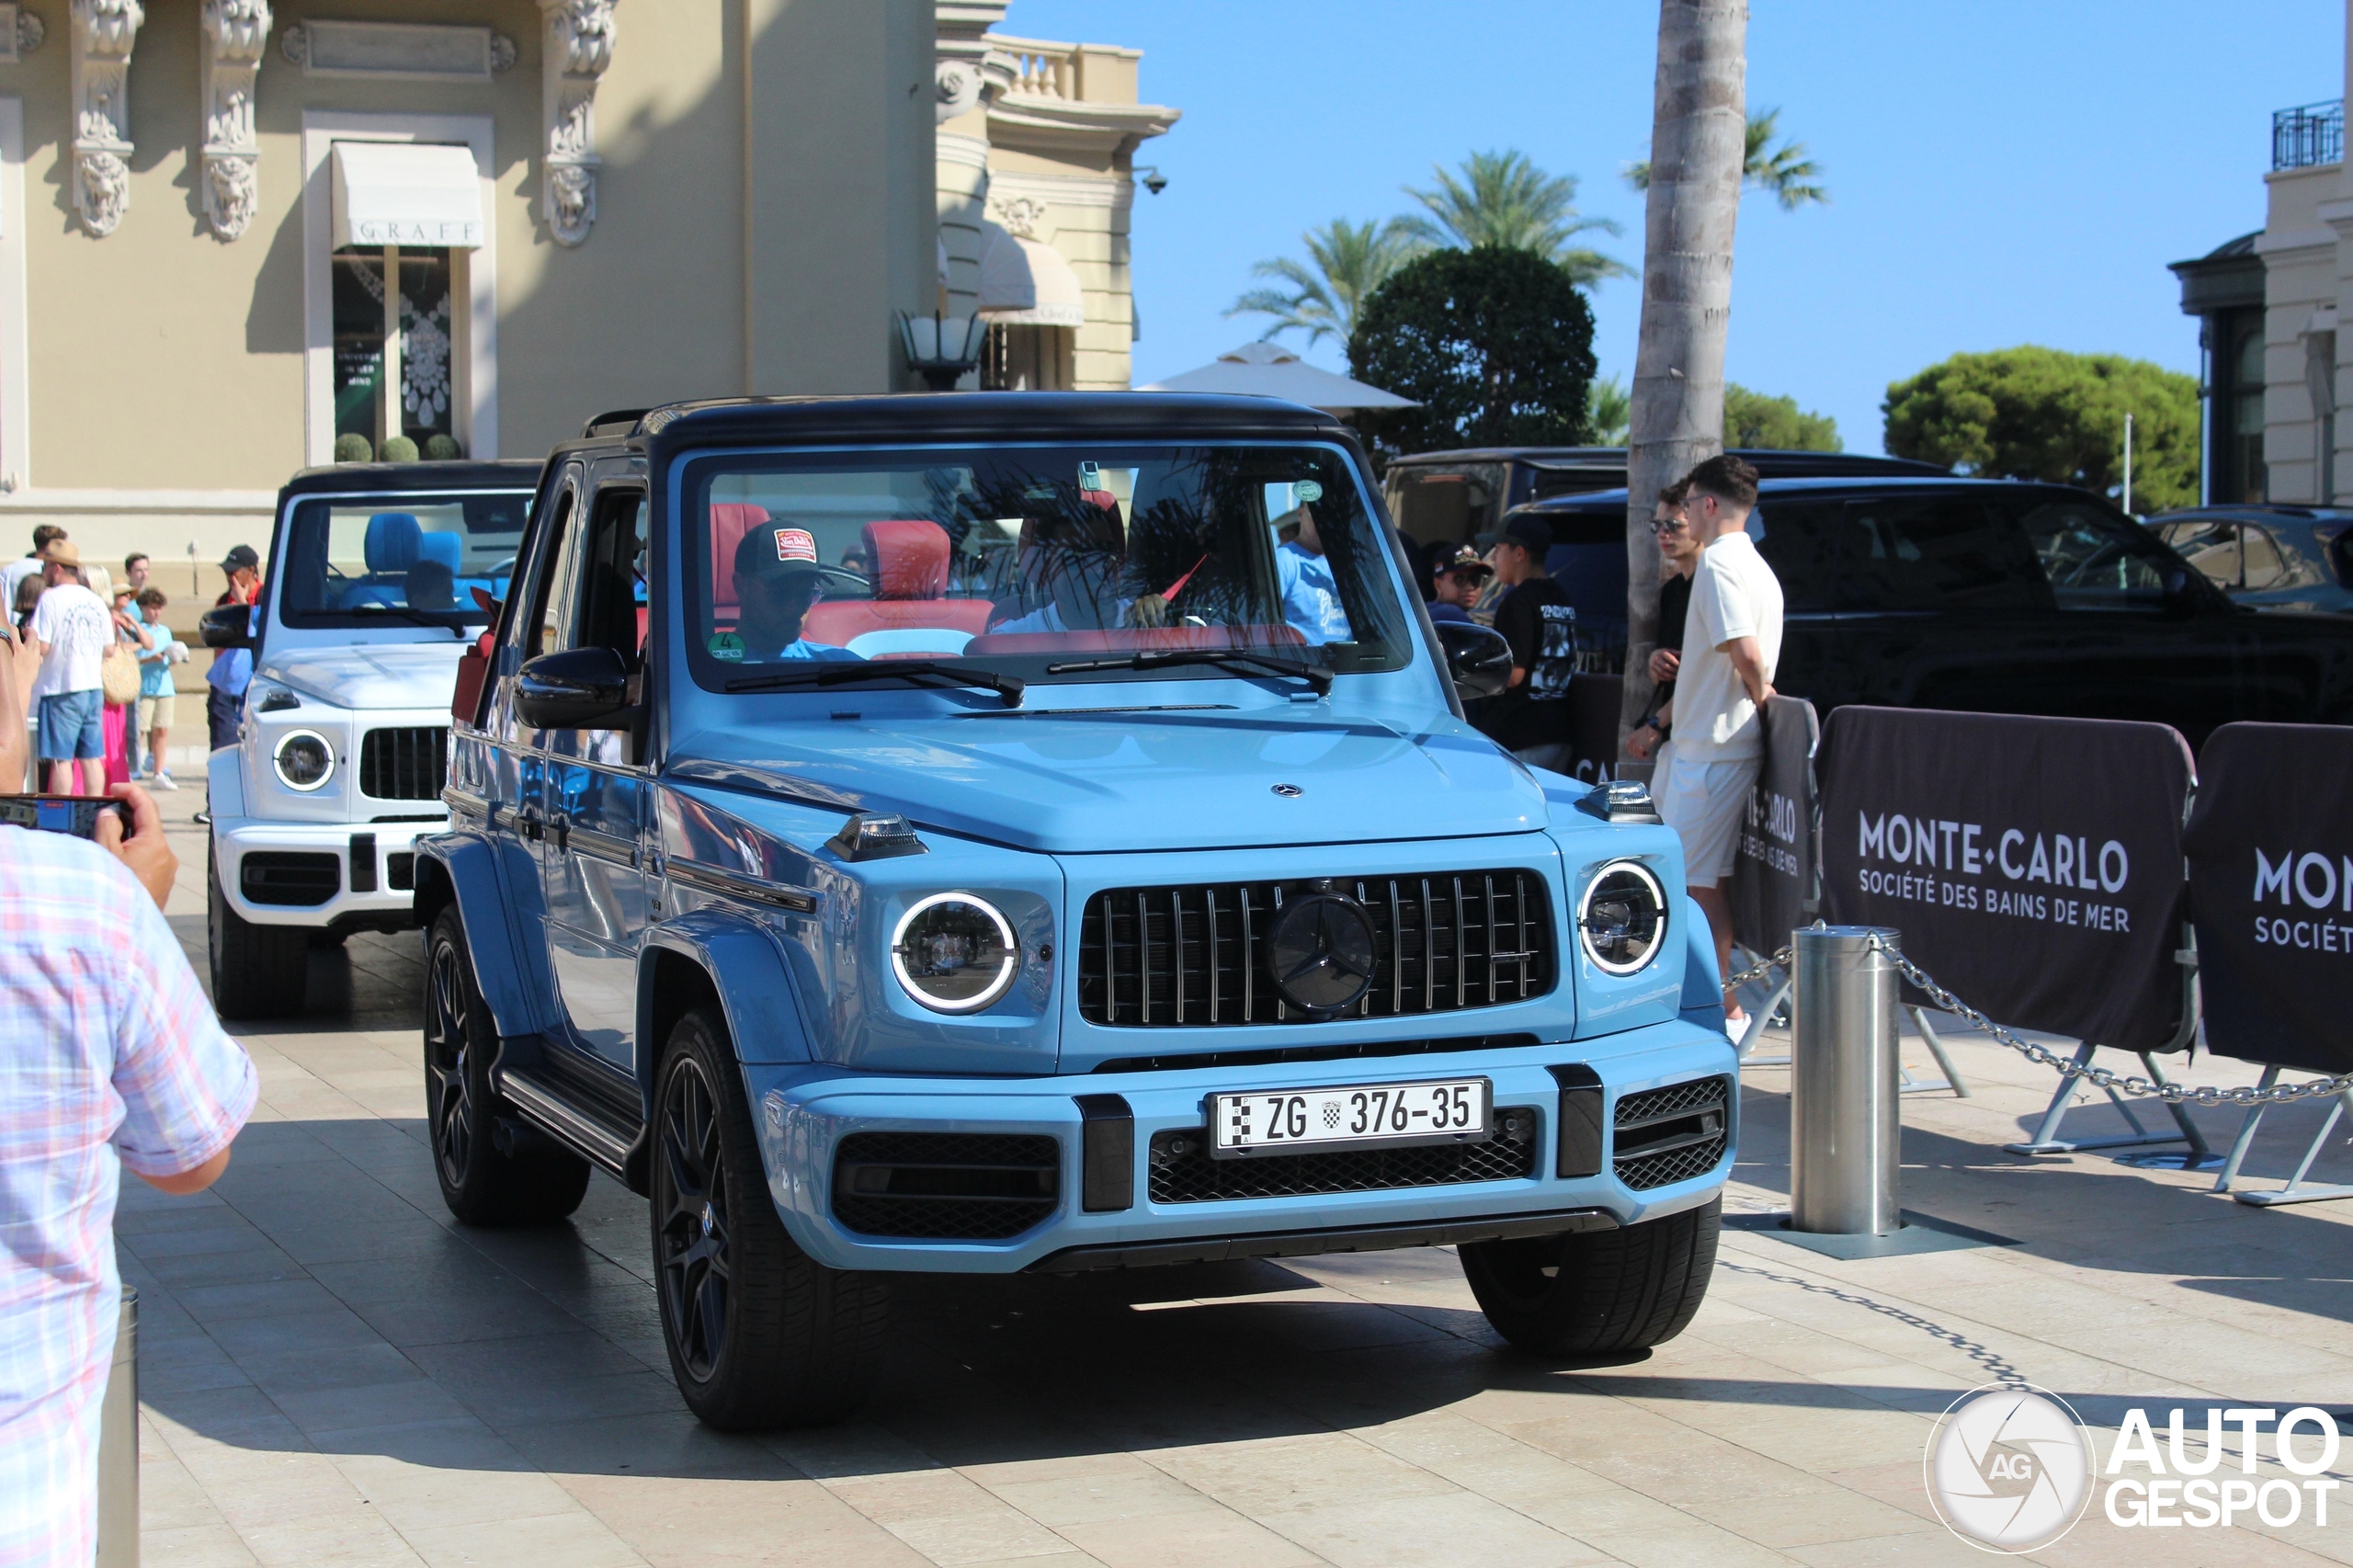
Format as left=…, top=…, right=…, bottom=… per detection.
left=96, top=1288, right=137, bottom=1568
left=1790, top=926, right=1903, bottom=1235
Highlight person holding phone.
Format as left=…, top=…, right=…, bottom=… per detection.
left=0, top=636, right=249, bottom=1562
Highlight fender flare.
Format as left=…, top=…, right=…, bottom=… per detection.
left=413, top=834, right=539, bottom=1040
left=1677, top=893, right=1727, bottom=1026
left=638, top=910, right=814, bottom=1091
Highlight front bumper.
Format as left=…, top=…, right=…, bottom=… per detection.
left=746, top=1023, right=1735, bottom=1274
left=210, top=814, right=446, bottom=928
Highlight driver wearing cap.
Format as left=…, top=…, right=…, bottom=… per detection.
left=734, top=526, right=861, bottom=662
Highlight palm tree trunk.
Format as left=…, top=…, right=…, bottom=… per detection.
left=1620, top=0, right=1747, bottom=771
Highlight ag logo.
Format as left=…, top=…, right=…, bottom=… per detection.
left=1924, top=1384, right=2094, bottom=1552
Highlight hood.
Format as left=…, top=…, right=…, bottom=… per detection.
left=667, top=707, right=1550, bottom=854
left=257, top=640, right=463, bottom=711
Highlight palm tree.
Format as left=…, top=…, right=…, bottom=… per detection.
left=1226, top=218, right=1428, bottom=348
left=1620, top=0, right=1747, bottom=758
left=1625, top=108, right=1827, bottom=210
left=1400, top=150, right=1632, bottom=287
left=1587, top=375, right=1631, bottom=446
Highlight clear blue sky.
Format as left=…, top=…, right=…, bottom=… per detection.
left=1012, top=0, right=2343, bottom=455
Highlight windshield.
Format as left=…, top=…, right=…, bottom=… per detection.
left=278, top=491, right=531, bottom=630
left=680, top=444, right=1410, bottom=691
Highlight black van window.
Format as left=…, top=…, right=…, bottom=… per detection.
left=2014, top=497, right=2173, bottom=610
left=1837, top=495, right=2040, bottom=611
left=1748, top=501, right=1842, bottom=612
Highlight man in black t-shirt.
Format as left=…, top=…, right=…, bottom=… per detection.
left=1469, top=515, right=1576, bottom=769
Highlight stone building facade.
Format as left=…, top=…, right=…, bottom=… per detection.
left=0, top=0, right=1171, bottom=574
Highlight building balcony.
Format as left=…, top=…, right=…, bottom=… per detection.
left=2274, top=99, right=2343, bottom=170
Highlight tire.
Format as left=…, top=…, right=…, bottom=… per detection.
left=424, top=906, right=591, bottom=1226
left=1460, top=1198, right=1721, bottom=1357
left=652, top=1007, right=890, bottom=1430
left=208, top=840, right=311, bottom=1020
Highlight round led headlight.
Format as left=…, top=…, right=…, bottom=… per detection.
left=1577, top=859, right=1668, bottom=975
left=891, top=892, right=1019, bottom=1014
left=273, top=729, right=335, bottom=792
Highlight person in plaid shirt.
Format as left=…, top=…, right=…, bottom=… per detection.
left=0, top=639, right=256, bottom=1564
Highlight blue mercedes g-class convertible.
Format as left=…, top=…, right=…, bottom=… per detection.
left=416, top=392, right=1734, bottom=1429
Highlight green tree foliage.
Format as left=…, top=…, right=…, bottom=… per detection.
left=1588, top=374, right=1631, bottom=445
left=1882, top=347, right=2200, bottom=510
left=1626, top=108, right=1828, bottom=210
left=1227, top=218, right=1428, bottom=349
left=1347, top=246, right=1597, bottom=459
left=1402, top=150, right=1631, bottom=287
left=1724, top=383, right=1838, bottom=450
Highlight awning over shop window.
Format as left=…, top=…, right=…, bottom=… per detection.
left=974, top=222, right=1085, bottom=327
left=331, top=142, right=485, bottom=249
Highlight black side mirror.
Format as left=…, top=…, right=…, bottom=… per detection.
left=516, top=646, right=635, bottom=730
left=1434, top=620, right=1512, bottom=701
left=199, top=604, right=253, bottom=648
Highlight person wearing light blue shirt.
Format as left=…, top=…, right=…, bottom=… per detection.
left=732, top=523, right=863, bottom=665
left=1271, top=506, right=1352, bottom=644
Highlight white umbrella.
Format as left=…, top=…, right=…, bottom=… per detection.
left=1139, top=341, right=1415, bottom=414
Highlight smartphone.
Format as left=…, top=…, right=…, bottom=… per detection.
left=0, top=796, right=130, bottom=838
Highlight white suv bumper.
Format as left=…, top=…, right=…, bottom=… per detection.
left=210, top=813, right=447, bottom=928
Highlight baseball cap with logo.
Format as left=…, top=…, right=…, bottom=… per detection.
left=1438, top=545, right=1493, bottom=579
left=219, top=544, right=261, bottom=573
left=733, top=523, right=826, bottom=587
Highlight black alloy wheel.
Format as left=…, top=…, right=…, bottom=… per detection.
left=654, top=1051, right=732, bottom=1381
left=649, top=1007, right=890, bottom=1429
left=421, top=906, right=591, bottom=1226
left=425, top=931, right=476, bottom=1191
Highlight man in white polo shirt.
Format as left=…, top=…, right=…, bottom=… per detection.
left=1627, top=455, right=1782, bottom=1033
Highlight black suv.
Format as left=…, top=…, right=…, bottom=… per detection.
left=1521, top=477, right=2353, bottom=745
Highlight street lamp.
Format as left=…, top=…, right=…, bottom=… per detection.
left=898, top=310, right=990, bottom=392
left=1135, top=165, right=1168, bottom=196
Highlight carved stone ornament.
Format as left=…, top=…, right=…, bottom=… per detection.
left=199, top=0, right=270, bottom=240
left=988, top=195, right=1046, bottom=240
left=0, top=5, right=49, bottom=62
left=935, top=60, right=981, bottom=123
left=540, top=0, right=616, bottom=246
left=70, top=0, right=143, bottom=236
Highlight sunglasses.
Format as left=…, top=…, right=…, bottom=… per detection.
left=1649, top=517, right=1689, bottom=536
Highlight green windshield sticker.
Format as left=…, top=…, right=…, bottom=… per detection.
left=709, top=631, right=745, bottom=662
left=1292, top=481, right=1323, bottom=504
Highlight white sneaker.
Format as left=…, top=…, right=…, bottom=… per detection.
left=151, top=773, right=178, bottom=791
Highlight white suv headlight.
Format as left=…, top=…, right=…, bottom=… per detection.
left=273, top=729, right=335, bottom=792
left=891, top=892, right=1018, bottom=1013
left=1577, top=859, right=1668, bottom=975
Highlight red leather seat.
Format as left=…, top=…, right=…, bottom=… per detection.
left=801, top=519, right=991, bottom=653
left=708, top=502, right=770, bottom=618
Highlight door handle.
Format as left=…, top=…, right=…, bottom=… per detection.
left=548, top=812, right=570, bottom=853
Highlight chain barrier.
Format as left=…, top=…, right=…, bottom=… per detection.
left=1724, top=937, right=2353, bottom=1109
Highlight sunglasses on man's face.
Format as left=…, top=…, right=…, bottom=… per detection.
left=1650, top=517, right=1688, bottom=536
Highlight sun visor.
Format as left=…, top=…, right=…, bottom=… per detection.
left=331, top=142, right=485, bottom=249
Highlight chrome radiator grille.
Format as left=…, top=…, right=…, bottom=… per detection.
left=1076, top=871, right=1552, bottom=1028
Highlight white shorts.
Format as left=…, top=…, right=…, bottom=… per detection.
left=1657, top=752, right=1759, bottom=888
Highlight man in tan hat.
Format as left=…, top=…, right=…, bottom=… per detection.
left=29, top=540, right=111, bottom=794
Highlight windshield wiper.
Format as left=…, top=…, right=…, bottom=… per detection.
left=1044, top=649, right=1333, bottom=696
left=724, top=660, right=1025, bottom=708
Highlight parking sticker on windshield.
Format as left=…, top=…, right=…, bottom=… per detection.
left=708, top=631, right=745, bottom=661
left=1292, top=480, right=1323, bottom=504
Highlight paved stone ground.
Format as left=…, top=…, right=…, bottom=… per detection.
left=129, top=792, right=2353, bottom=1566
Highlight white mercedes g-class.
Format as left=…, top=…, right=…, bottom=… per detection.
left=201, top=460, right=540, bottom=1017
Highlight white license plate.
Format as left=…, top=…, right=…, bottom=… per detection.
left=1209, top=1078, right=1492, bottom=1159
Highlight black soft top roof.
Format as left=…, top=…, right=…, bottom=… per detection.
left=627, top=391, right=1353, bottom=458
left=278, top=460, right=545, bottom=502
left=1384, top=447, right=1949, bottom=480
left=1519, top=474, right=2086, bottom=513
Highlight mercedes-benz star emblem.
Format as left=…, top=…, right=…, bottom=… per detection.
left=1266, top=892, right=1377, bottom=1013
left=1271, top=783, right=1303, bottom=797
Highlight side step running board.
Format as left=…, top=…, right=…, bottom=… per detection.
left=498, top=1067, right=637, bottom=1179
